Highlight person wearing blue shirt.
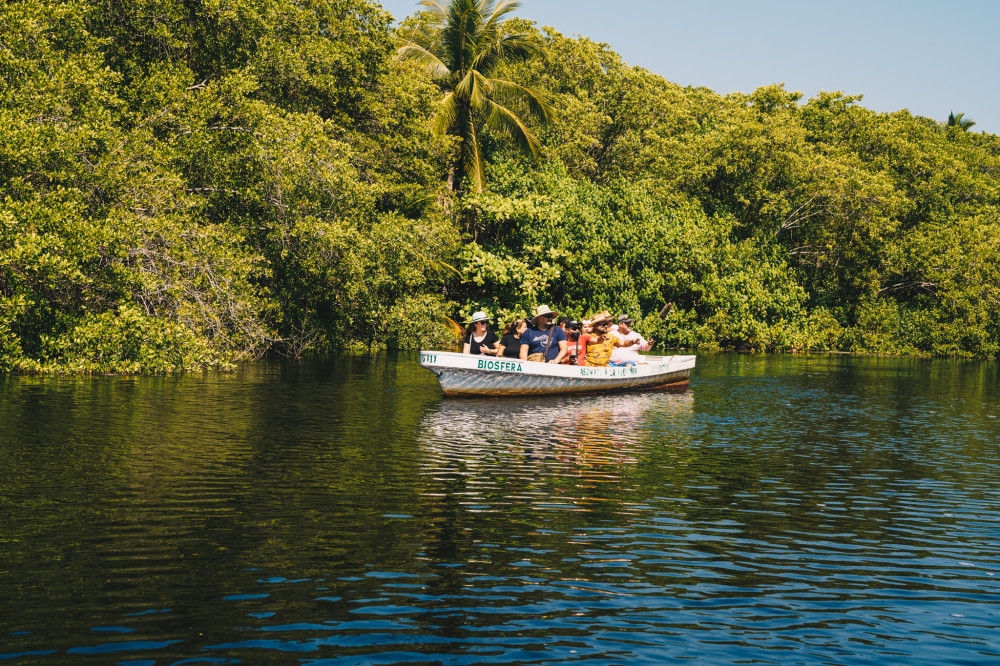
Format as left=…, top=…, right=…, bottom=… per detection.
left=519, top=305, right=568, bottom=363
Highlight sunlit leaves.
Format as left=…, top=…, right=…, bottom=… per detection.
left=1, top=0, right=460, bottom=372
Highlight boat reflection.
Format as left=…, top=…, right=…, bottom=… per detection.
left=418, top=390, right=695, bottom=483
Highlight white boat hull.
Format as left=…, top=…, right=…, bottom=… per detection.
left=419, top=351, right=695, bottom=397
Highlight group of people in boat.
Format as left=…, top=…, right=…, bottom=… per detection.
left=462, top=304, right=654, bottom=368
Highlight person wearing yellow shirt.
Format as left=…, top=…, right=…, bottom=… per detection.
left=578, top=311, right=640, bottom=367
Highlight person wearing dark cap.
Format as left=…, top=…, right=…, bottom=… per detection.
left=609, top=313, right=653, bottom=365
left=562, top=319, right=583, bottom=364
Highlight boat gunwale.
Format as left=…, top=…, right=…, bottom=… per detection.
left=419, top=350, right=694, bottom=377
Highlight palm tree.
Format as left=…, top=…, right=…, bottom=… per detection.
left=947, top=111, right=976, bottom=131
left=397, top=0, right=553, bottom=194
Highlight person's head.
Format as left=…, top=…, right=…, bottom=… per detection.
left=467, top=311, right=490, bottom=334
left=556, top=316, right=571, bottom=331
left=532, top=304, right=559, bottom=329
left=617, top=314, right=634, bottom=334
left=504, top=318, right=527, bottom=336
left=590, top=311, right=613, bottom=335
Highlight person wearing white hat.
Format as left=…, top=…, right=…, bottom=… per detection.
left=518, top=305, right=568, bottom=363
left=462, top=311, right=500, bottom=355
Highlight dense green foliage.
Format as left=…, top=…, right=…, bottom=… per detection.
left=1, top=0, right=460, bottom=372
left=2, top=0, right=999, bottom=372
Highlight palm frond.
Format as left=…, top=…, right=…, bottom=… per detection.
left=473, top=0, right=511, bottom=54
left=418, top=0, right=449, bottom=18
left=487, top=77, right=554, bottom=124
left=439, top=0, right=484, bottom=73
left=431, top=92, right=460, bottom=136
left=469, top=70, right=495, bottom=109
left=397, top=42, right=451, bottom=78
left=470, top=33, right=544, bottom=76
left=496, top=34, right=546, bottom=62
left=947, top=111, right=976, bottom=131
left=454, top=70, right=476, bottom=103
left=481, top=98, right=543, bottom=159
left=459, top=108, right=485, bottom=192
left=483, top=0, right=522, bottom=30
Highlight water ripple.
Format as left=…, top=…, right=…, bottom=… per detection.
left=2, top=355, right=1000, bottom=663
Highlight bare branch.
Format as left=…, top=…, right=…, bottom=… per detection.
left=877, top=281, right=937, bottom=294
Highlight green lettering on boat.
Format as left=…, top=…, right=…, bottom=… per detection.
left=463, top=359, right=528, bottom=373
left=476, top=359, right=523, bottom=372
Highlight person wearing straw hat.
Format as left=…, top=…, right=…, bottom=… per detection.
left=462, top=311, right=500, bottom=355
left=576, top=311, right=641, bottom=367
left=519, top=305, right=568, bottom=363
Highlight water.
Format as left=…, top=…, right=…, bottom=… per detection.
left=2, top=353, right=999, bottom=664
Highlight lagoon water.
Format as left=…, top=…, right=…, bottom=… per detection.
left=2, top=353, right=1000, bottom=664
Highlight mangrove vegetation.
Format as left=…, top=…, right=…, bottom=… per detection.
left=2, top=0, right=999, bottom=372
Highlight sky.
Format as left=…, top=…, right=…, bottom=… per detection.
left=377, top=0, right=1000, bottom=136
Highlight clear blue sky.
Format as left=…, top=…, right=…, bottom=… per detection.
left=378, top=0, right=1000, bottom=136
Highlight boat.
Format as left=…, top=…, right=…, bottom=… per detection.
left=419, top=350, right=695, bottom=397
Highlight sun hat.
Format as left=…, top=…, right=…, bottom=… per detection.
left=617, top=313, right=633, bottom=324
left=532, top=304, right=560, bottom=323
left=589, top=310, right=613, bottom=325
left=469, top=311, right=490, bottom=324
